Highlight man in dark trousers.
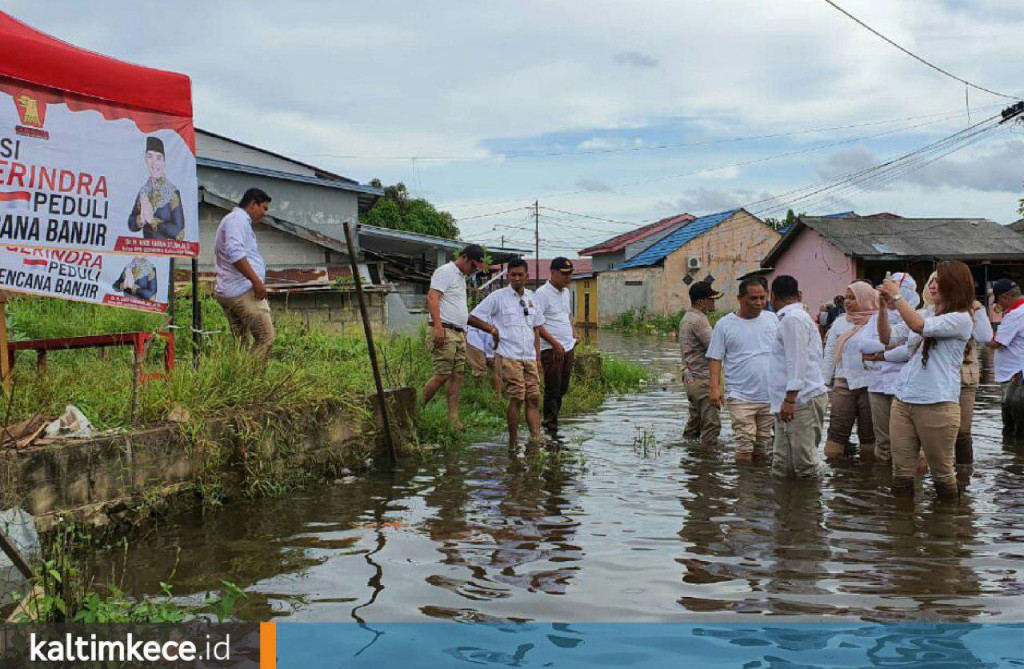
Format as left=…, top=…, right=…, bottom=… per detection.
left=534, top=257, right=577, bottom=435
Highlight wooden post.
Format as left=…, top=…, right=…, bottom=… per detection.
left=191, top=257, right=201, bottom=369
left=167, top=258, right=176, bottom=328
left=343, top=221, right=397, bottom=463
left=0, top=293, right=10, bottom=394
left=0, top=529, right=32, bottom=581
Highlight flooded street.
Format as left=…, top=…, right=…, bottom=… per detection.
left=93, top=332, right=1024, bottom=623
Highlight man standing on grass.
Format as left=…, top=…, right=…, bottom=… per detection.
left=989, top=279, right=1024, bottom=440
left=768, top=275, right=828, bottom=478
left=534, top=257, right=577, bottom=435
left=214, top=188, right=275, bottom=358
left=707, top=277, right=779, bottom=463
left=423, top=244, right=490, bottom=429
left=679, top=280, right=722, bottom=447
left=472, top=257, right=542, bottom=447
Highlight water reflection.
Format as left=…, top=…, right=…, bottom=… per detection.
left=84, top=331, right=1024, bottom=623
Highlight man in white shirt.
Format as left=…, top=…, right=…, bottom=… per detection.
left=707, top=277, right=779, bottom=462
left=472, top=257, right=542, bottom=447
left=423, top=244, right=489, bottom=429
left=989, top=279, right=1024, bottom=440
left=535, top=257, right=577, bottom=434
left=214, top=188, right=275, bottom=358
left=768, top=275, right=828, bottom=478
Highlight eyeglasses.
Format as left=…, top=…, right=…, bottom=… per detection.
left=519, top=298, right=529, bottom=317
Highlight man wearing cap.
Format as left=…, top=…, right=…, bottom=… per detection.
left=128, top=136, right=185, bottom=240
left=423, top=244, right=490, bottom=428
left=534, top=257, right=578, bottom=434
left=988, top=279, right=1024, bottom=439
left=471, top=257, right=542, bottom=447
left=679, top=280, right=722, bottom=446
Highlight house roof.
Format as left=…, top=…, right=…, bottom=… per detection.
left=1010, top=218, right=1024, bottom=234
left=523, top=258, right=593, bottom=283
left=617, top=209, right=741, bottom=270
left=197, top=128, right=356, bottom=184
left=762, top=216, right=1024, bottom=267
left=197, top=156, right=384, bottom=212
left=578, top=213, right=694, bottom=256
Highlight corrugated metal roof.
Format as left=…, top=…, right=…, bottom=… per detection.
left=762, top=216, right=1024, bottom=266
left=617, top=209, right=739, bottom=269
left=198, top=156, right=384, bottom=198
left=579, top=213, right=693, bottom=255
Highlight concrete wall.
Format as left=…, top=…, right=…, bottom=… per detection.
left=198, top=202, right=330, bottom=271
left=198, top=165, right=361, bottom=241
left=0, top=390, right=415, bottom=532
left=766, top=227, right=857, bottom=313
left=597, top=266, right=664, bottom=324
left=270, top=289, right=388, bottom=334
left=662, top=210, right=780, bottom=313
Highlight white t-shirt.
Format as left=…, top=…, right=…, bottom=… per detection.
left=894, top=312, right=972, bottom=404
left=534, top=281, right=575, bottom=352
left=471, top=286, right=541, bottom=361
left=994, top=305, right=1024, bottom=382
left=429, top=261, right=469, bottom=329
left=706, top=310, right=779, bottom=403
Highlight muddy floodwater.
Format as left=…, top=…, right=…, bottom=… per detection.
left=90, top=332, right=1024, bottom=623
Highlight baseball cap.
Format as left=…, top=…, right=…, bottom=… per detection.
left=461, top=244, right=487, bottom=270
left=993, top=278, right=1019, bottom=299
left=550, top=257, right=574, bottom=273
left=689, top=281, right=723, bottom=302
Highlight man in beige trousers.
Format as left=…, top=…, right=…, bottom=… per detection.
left=679, top=281, right=722, bottom=447
left=214, top=188, right=275, bottom=358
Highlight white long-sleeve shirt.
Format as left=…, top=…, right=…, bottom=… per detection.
left=769, top=303, right=827, bottom=413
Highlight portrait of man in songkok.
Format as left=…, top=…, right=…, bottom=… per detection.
left=127, top=136, right=185, bottom=240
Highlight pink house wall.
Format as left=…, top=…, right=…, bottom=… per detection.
left=768, top=228, right=857, bottom=312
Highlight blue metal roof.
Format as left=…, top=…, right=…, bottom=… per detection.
left=617, top=209, right=738, bottom=269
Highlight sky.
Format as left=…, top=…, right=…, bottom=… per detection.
left=9, top=0, right=1024, bottom=257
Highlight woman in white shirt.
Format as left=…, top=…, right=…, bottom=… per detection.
left=879, top=261, right=976, bottom=501
left=821, top=281, right=879, bottom=460
left=918, top=271, right=993, bottom=476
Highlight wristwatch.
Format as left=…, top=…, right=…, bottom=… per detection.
left=891, top=293, right=903, bottom=302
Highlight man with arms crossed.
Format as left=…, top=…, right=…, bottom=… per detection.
left=707, top=277, right=779, bottom=463
left=768, top=275, right=828, bottom=478
left=472, top=258, right=542, bottom=447
left=423, top=244, right=489, bottom=429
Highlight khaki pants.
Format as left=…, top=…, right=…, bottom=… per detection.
left=216, top=290, right=276, bottom=358
left=955, top=385, right=977, bottom=465
left=684, top=380, right=721, bottom=447
left=827, top=378, right=874, bottom=448
left=868, top=392, right=893, bottom=462
left=890, top=399, right=958, bottom=487
left=772, top=394, right=827, bottom=478
left=427, top=328, right=466, bottom=377
left=726, top=399, right=773, bottom=455
left=501, top=358, right=541, bottom=401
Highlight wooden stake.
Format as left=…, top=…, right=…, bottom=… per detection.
left=343, top=221, right=398, bottom=464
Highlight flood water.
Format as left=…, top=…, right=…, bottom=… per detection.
left=90, top=331, right=1024, bottom=623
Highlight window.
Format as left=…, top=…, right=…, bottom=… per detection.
left=625, top=280, right=643, bottom=287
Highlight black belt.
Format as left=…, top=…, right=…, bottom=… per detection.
left=430, top=322, right=465, bottom=333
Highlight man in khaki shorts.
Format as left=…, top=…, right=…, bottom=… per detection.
left=423, top=244, right=491, bottom=428
left=471, top=257, right=542, bottom=447
left=214, top=188, right=275, bottom=358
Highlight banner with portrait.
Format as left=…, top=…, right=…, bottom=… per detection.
left=0, top=245, right=171, bottom=312
left=0, top=78, right=198, bottom=257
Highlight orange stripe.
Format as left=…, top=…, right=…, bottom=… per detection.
left=260, top=622, right=277, bottom=669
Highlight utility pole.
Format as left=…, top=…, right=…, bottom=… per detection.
left=534, top=200, right=540, bottom=289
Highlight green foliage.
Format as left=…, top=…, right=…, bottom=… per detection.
left=608, top=307, right=725, bottom=336
left=363, top=180, right=459, bottom=239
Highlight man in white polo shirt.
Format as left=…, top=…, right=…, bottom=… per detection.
left=707, top=277, right=779, bottom=462
left=423, top=244, right=489, bottom=429
left=534, top=257, right=577, bottom=435
left=214, top=187, right=275, bottom=358
left=989, top=279, right=1024, bottom=440
left=472, top=257, right=542, bottom=447
left=768, top=275, right=828, bottom=478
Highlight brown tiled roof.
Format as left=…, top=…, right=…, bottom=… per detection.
left=579, top=213, right=694, bottom=255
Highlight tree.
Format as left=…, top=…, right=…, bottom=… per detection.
left=764, top=209, right=804, bottom=230
left=363, top=180, right=460, bottom=240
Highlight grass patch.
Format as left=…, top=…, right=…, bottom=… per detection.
left=607, top=307, right=725, bottom=336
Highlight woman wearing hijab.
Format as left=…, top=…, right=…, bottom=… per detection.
left=861, top=272, right=919, bottom=464
left=918, top=271, right=992, bottom=478
left=880, top=261, right=975, bottom=500
left=821, top=281, right=879, bottom=460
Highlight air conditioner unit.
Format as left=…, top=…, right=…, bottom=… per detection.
left=687, top=257, right=702, bottom=271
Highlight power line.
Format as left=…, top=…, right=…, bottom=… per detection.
left=821, top=0, right=1019, bottom=100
